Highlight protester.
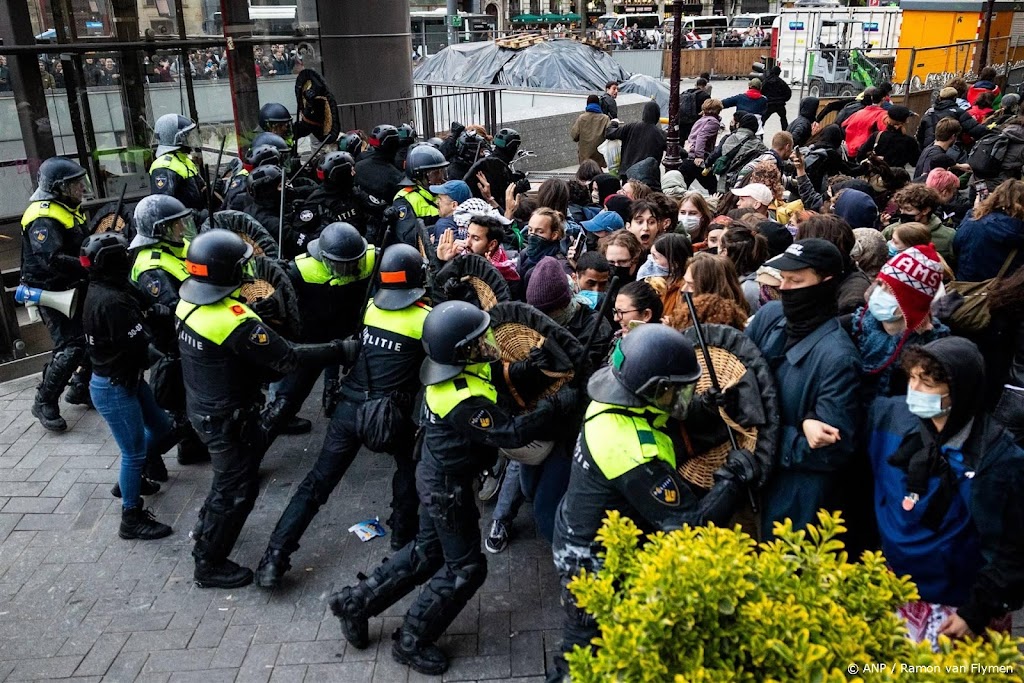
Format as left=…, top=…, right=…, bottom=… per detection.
left=571, top=95, right=610, bottom=166
left=604, top=101, right=666, bottom=173
left=952, top=178, right=1024, bottom=280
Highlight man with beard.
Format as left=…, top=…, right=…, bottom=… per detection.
left=745, top=239, right=861, bottom=537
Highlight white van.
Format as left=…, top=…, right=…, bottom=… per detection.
left=598, top=13, right=663, bottom=46
left=729, top=13, right=779, bottom=31
left=664, top=15, right=729, bottom=46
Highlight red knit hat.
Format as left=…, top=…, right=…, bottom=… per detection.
left=876, top=244, right=943, bottom=332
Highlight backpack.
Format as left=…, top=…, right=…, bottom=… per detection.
left=968, top=132, right=1010, bottom=178
left=680, top=90, right=700, bottom=123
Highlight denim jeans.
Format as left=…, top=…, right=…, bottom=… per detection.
left=90, top=375, right=173, bottom=510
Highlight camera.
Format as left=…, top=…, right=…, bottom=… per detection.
left=514, top=177, right=531, bottom=196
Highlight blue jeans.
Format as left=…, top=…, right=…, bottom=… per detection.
left=90, top=375, right=173, bottom=510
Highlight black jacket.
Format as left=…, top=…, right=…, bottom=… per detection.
left=761, top=74, right=792, bottom=105
left=599, top=92, right=618, bottom=120
left=20, top=205, right=89, bottom=291
left=84, top=280, right=151, bottom=386
left=788, top=97, right=819, bottom=147
left=916, top=98, right=989, bottom=149
left=605, top=101, right=667, bottom=173
left=857, top=129, right=921, bottom=169
left=354, top=150, right=404, bottom=203
left=914, top=143, right=956, bottom=180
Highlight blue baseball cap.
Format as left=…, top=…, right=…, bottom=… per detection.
left=428, top=180, right=472, bottom=204
left=582, top=210, right=625, bottom=234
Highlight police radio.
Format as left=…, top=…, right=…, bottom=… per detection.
left=14, top=284, right=79, bottom=322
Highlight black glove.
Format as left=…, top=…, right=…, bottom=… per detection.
left=383, top=205, right=402, bottom=226
left=697, top=384, right=741, bottom=419
left=332, top=337, right=361, bottom=365
left=545, top=385, right=579, bottom=414
left=714, top=448, right=762, bottom=487
left=527, top=345, right=560, bottom=373
left=147, top=303, right=173, bottom=319
left=249, top=296, right=282, bottom=323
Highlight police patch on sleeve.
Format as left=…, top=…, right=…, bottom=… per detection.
left=147, top=279, right=161, bottom=297
left=398, top=207, right=408, bottom=220
left=469, top=409, right=493, bottom=430
left=650, top=475, right=680, bottom=507
left=32, top=226, right=48, bottom=243
left=298, top=209, right=314, bottom=223
left=248, top=324, right=270, bottom=346
left=155, top=176, right=167, bottom=190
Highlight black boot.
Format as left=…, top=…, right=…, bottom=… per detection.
left=254, top=548, right=291, bottom=589
left=64, top=381, right=93, bottom=408
left=119, top=507, right=173, bottom=540
left=142, top=452, right=169, bottom=483
left=391, top=628, right=448, bottom=676
left=31, top=399, right=66, bottom=432
left=194, top=559, right=253, bottom=589
left=329, top=586, right=371, bottom=649
left=280, top=416, right=312, bottom=435
left=111, top=477, right=161, bottom=498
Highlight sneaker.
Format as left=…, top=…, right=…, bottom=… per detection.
left=119, top=507, right=172, bottom=540
left=110, top=477, right=161, bottom=499
left=478, top=456, right=507, bottom=501
left=484, top=519, right=509, bottom=554
left=31, top=401, right=67, bottom=432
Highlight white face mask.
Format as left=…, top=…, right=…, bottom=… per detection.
left=867, top=287, right=902, bottom=323
left=678, top=214, right=702, bottom=233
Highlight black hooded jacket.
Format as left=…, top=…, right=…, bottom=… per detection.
left=605, top=101, right=667, bottom=173
left=788, top=97, right=819, bottom=147
left=916, top=97, right=990, bottom=149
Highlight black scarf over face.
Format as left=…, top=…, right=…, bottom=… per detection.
left=780, top=278, right=839, bottom=346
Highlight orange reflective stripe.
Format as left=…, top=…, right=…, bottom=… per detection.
left=380, top=270, right=407, bottom=284
left=185, top=261, right=208, bottom=276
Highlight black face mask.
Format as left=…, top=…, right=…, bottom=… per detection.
left=610, top=264, right=636, bottom=285
left=525, top=234, right=561, bottom=260
left=705, top=246, right=719, bottom=255
left=897, top=212, right=919, bottom=224
left=780, top=279, right=838, bottom=344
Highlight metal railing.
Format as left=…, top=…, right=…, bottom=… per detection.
left=337, top=83, right=504, bottom=137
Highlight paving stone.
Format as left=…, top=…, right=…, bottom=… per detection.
left=268, top=664, right=306, bottom=682
left=7, top=654, right=84, bottom=680
left=123, top=628, right=195, bottom=652
left=168, top=669, right=237, bottom=683
left=304, top=661, right=376, bottom=682
left=442, top=655, right=512, bottom=682
left=236, top=642, right=281, bottom=683
left=142, top=648, right=216, bottom=673
left=509, top=629, right=546, bottom=678
left=73, top=632, right=130, bottom=677
left=253, top=619, right=320, bottom=644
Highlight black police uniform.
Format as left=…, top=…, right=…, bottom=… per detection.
left=177, top=294, right=346, bottom=579
left=331, top=359, right=570, bottom=665
left=261, top=298, right=430, bottom=572
left=150, top=151, right=207, bottom=212
left=292, top=185, right=387, bottom=245
left=355, top=149, right=404, bottom=204
left=21, top=198, right=92, bottom=406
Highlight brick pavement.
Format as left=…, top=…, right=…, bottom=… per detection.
left=0, top=374, right=562, bottom=682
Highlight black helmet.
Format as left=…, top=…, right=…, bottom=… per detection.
left=426, top=137, right=444, bottom=150
left=131, top=194, right=194, bottom=249
left=258, top=102, right=293, bottom=138
left=450, top=121, right=466, bottom=138
left=179, top=228, right=254, bottom=305
left=250, top=132, right=290, bottom=153
left=155, top=113, right=198, bottom=156
left=588, top=324, right=701, bottom=419
left=420, top=300, right=498, bottom=385
left=339, top=133, right=364, bottom=156
left=456, top=130, right=490, bottom=165
left=248, top=165, right=282, bottom=200
left=31, top=157, right=89, bottom=205
left=493, top=128, right=522, bottom=156
left=317, top=151, right=356, bottom=191
left=397, top=123, right=418, bottom=147
left=369, top=124, right=400, bottom=155
left=245, top=143, right=281, bottom=169
left=375, top=244, right=427, bottom=311
left=80, top=231, right=130, bottom=280
left=308, top=222, right=367, bottom=277
left=406, top=145, right=449, bottom=184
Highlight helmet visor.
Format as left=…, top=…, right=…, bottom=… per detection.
left=325, top=256, right=361, bottom=278
left=157, top=213, right=195, bottom=245
left=455, top=328, right=501, bottom=365
left=636, top=377, right=697, bottom=420
left=181, top=127, right=201, bottom=150
left=60, top=175, right=93, bottom=205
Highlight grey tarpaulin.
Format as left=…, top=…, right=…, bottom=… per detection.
left=414, top=39, right=629, bottom=91
left=618, top=74, right=670, bottom=115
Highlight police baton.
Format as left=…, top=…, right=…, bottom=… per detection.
left=111, top=183, right=127, bottom=235
left=208, top=135, right=227, bottom=230
left=683, top=291, right=758, bottom=513
left=358, top=225, right=391, bottom=325
left=288, top=132, right=337, bottom=185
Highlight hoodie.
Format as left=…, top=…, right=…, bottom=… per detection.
left=721, top=88, right=767, bottom=117
left=604, top=101, right=667, bottom=173
left=787, top=97, right=819, bottom=147
left=967, top=81, right=1000, bottom=107
left=833, top=188, right=878, bottom=229
left=622, top=157, right=662, bottom=191
left=917, top=97, right=989, bottom=148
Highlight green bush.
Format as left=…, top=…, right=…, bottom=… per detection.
left=567, top=510, right=1024, bottom=682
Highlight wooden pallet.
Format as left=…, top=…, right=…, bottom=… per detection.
left=495, top=34, right=546, bottom=50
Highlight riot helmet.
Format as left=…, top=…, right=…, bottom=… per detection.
left=245, top=144, right=282, bottom=170
left=492, top=127, right=522, bottom=158
left=455, top=130, right=490, bottom=165
left=31, top=157, right=90, bottom=207
left=588, top=324, right=702, bottom=420
left=420, top=300, right=499, bottom=385
left=317, top=151, right=356, bottom=192
left=258, top=102, right=293, bottom=140
left=80, top=232, right=131, bottom=281
left=307, top=222, right=367, bottom=278
left=250, top=132, right=290, bottom=153
left=405, top=145, right=449, bottom=188
left=397, top=123, right=418, bottom=148
left=339, top=133, right=365, bottom=157
left=368, top=124, right=400, bottom=156
left=155, top=114, right=199, bottom=156
left=248, top=165, right=283, bottom=201
left=374, top=243, right=427, bottom=311
left=179, top=228, right=254, bottom=305
left=131, top=194, right=194, bottom=250
left=426, top=137, right=444, bottom=150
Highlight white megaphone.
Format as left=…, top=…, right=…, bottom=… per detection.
left=14, top=284, right=79, bottom=323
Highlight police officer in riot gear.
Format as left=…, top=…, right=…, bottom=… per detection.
left=255, top=243, right=431, bottom=589
left=130, top=194, right=210, bottom=468
left=339, top=132, right=366, bottom=160
left=22, top=157, right=93, bottom=431
left=150, top=113, right=207, bottom=212
left=329, top=300, right=576, bottom=676
left=447, top=129, right=490, bottom=182
left=260, top=221, right=374, bottom=438
left=549, top=324, right=763, bottom=680
left=464, top=127, right=521, bottom=211
left=438, top=121, right=465, bottom=161
left=247, top=165, right=287, bottom=247
left=355, top=124, right=404, bottom=203
left=223, top=143, right=282, bottom=212
left=257, top=102, right=294, bottom=145
left=291, top=151, right=386, bottom=247
left=394, top=123, right=418, bottom=171
left=391, top=144, right=449, bottom=248
left=177, top=229, right=353, bottom=588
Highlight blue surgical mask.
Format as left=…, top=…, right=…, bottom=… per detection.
left=906, top=388, right=950, bottom=419
left=577, top=289, right=600, bottom=309
left=887, top=241, right=900, bottom=258
left=867, top=287, right=902, bottom=323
